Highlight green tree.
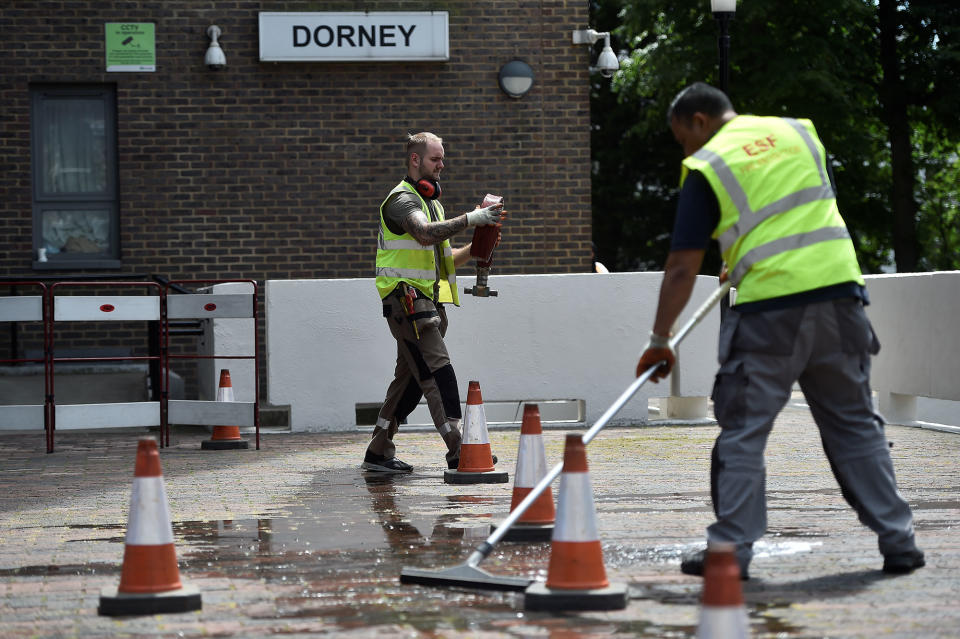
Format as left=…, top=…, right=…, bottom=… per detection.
left=591, top=0, right=960, bottom=274
left=914, top=123, right=960, bottom=270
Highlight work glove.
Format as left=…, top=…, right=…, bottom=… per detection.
left=466, top=204, right=503, bottom=227
left=635, top=332, right=675, bottom=382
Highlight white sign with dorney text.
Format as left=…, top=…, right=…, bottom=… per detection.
left=258, top=12, right=449, bottom=62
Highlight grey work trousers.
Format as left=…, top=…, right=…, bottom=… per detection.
left=368, top=292, right=462, bottom=461
left=708, top=297, right=919, bottom=562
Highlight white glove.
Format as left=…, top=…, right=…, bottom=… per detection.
left=466, top=204, right=502, bottom=227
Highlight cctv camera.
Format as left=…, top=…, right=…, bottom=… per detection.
left=596, top=43, right=619, bottom=78
left=205, top=25, right=226, bottom=70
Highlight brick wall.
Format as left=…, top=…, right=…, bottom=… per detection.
left=0, top=1, right=593, bottom=395
left=0, top=0, right=592, bottom=280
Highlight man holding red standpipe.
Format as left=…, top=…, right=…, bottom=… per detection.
left=366, top=132, right=505, bottom=473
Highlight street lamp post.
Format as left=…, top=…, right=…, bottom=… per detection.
left=710, top=1, right=737, bottom=325
left=711, top=0, right=737, bottom=95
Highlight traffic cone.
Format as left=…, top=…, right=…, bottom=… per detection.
left=99, top=437, right=201, bottom=616
left=696, top=541, right=750, bottom=638
left=524, top=433, right=627, bottom=611
left=444, top=380, right=508, bottom=484
left=201, top=369, right=249, bottom=450
left=500, top=404, right=555, bottom=542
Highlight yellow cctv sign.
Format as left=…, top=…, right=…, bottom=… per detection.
left=105, top=23, right=156, bottom=72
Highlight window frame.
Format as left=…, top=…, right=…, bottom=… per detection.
left=30, top=84, right=121, bottom=270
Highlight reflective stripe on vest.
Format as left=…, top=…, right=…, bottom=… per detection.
left=377, top=234, right=456, bottom=260
left=375, top=181, right=460, bottom=305
left=729, top=225, right=851, bottom=285
left=682, top=115, right=863, bottom=303
left=375, top=265, right=437, bottom=280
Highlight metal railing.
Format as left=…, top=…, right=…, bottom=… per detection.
left=0, top=276, right=259, bottom=453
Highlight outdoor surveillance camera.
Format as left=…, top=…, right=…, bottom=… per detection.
left=205, top=25, right=227, bottom=70
left=573, top=28, right=619, bottom=79
left=596, top=36, right=619, bottom=78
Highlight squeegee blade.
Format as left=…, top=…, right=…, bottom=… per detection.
left=400, top=565, right=533, bottom=592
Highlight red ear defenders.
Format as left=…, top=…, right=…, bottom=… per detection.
left=406, top=176, right=441, bottom=200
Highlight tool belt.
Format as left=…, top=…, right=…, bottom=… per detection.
left=383, top=284, right=441, bottom=336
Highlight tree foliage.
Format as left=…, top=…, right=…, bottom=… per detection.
left=590, top=0, right=960, bottom=274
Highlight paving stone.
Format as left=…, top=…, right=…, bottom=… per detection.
left=0, top=397, right=956, bottom=638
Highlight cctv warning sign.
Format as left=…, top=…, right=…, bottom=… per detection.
left=105, top=23, right=156, bottom=72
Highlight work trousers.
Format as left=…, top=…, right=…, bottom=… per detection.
left=708, top=297, right=918, bottom=563
left=368, top=291, right=462, bottom=461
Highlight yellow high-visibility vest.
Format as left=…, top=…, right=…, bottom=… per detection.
left=375, top=181, right=459, bottom=305
left=681, top=115, right=863, bottom=304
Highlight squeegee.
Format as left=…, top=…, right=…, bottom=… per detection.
left=400, top=281, right=733, bottom=591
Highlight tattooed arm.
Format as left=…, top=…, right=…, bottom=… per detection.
left=400, top=210, right=470, bottom=246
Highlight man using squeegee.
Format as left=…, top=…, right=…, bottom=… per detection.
left=636, top=82, right=924, bottom=580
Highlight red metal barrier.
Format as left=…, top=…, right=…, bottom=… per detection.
left=7, top=279, right=260, bottom=453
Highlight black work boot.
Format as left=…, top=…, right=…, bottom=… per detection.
left=882, top=549, right=925, bottom=574
left=441, top=420, right=462, bottom=469
left=680, top=547, right=750, bottom=580
left=361, top=450, right=413, bottom=473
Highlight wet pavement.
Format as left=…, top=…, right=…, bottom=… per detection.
left=0, top=395, right=958, bottom=638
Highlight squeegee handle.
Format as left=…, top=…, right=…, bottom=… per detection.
left=669, top=280, right=732, bottom=351
left=468, top=280, right=733, bottom=566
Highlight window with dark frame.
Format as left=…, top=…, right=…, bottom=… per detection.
left=30, top=84, right=120, bottom=269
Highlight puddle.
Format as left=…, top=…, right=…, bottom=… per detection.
left=2, top=466, right=863, bottom=637
left=603, top=539, right=822, bottom=570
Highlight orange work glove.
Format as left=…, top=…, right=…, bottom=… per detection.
left=635, top=333, right=675, bottom=382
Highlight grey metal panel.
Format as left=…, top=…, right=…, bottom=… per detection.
left=54, top=296, right=160, bottom=321
left=168, top=399, right=255, bottom=426
left=167, top=294, right=253, bottom=319
left=0, top=296, right=43, bottom=322
left=483, top=400, right=584, bottom=425
left=55, top=402, right=161, bottom=429
left=0, top=405, right=44, bottom=430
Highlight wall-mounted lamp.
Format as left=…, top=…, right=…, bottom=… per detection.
left=571, top=28, right=619, bottom=78
left=204, top=25, right=226, bottom=70
left=498, top=60, right=535, bottom=98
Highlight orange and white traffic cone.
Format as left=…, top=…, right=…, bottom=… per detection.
left=444, top=380, right=507, bottom=485
left=501, top=404, right=555, bottom=542
left=201, top=369, right=249, bottom=450
left=524, top=433, right=627, bottom=611
left=697, top=541, right=750, bottom=638
left=99, top=437, right=201, bottom=615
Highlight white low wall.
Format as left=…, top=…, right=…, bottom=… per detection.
left=265, top=273, right=721, bottom=432
left=864, top=271, right=960, bottom=430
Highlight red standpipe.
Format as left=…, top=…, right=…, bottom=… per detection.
left=464, top=194, right=502, bottom=297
